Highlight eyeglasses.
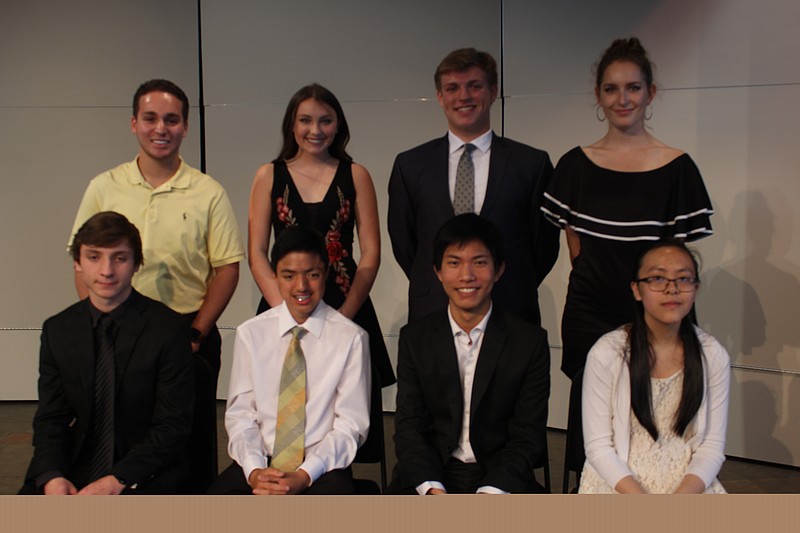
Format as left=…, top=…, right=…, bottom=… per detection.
left=635, top=276, right=699, bottom=292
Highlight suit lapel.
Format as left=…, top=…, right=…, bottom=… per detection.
left=71, top=302, right=97, bottom=409
left=471, top=310, right=507, bottom=411
left=114, top=292, right=147, bottom=384
left=431, top=135, right=456, bottom=218
left=429, top=312, right=463, bottom=422
left=481, top=133, right=509, bottom=217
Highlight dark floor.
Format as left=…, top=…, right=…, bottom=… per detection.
left=1, top=401, right=797, bottom=494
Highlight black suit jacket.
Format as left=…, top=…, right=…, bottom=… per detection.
left=388, top=133, right=559, bottom=324
left=24, top=290, right=194, bottom=492
left=393, top=308, right=550, bottom=493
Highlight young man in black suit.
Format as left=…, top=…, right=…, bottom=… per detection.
left=20, top=212, right=194, bottom=495
left=391, top=214, right=550, bottom=494
left=388, top=48, right=559, bottom=325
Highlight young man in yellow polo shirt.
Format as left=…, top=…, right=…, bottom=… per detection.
left=69, top=79, right=245, bottom=492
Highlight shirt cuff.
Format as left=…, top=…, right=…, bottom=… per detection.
left=298, top=455, right=326, bottom=485
left=476, top=485, right=508, bottom=494
left=416, top=480, right=446, bottom=495
left=241, top=454, right=268, bottom=485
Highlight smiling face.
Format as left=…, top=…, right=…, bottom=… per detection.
left=131, top=91, right=188, bottom=164
left=275, top=251, right=327, bottom=324
left=631, top=246, right=698, bottom=333
left=292, top=98, right=338, bottom=158
left=595, top=60, right=655, bottom=132
left=436, top=66, right=497, bottom=141
left=435, top=239, right=504, bottom=330
left=75, top=242, right=139, bottom=313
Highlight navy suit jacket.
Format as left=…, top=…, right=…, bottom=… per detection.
left=24, top=290, right=194, bottom=492
left=393, top=308, right=550, bottom=493
left=388, top=133, right=559, bottom=324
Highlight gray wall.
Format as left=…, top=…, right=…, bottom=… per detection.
left=1, top=0, right=797, bottom=466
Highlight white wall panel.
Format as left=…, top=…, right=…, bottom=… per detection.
left=201, top=0, right=501, bottom=103
left=504, top=0, right=800, bottom=96
left=0, top=0, right=200, bottom=107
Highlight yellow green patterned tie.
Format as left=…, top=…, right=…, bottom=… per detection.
left=271, top=326, right=307, bottom=471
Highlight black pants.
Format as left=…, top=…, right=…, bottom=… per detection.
left=182, top=314, right=222, bottom=493
left=207, top=462, right=355, bottom=495
left=387, top=458, right=546, bottom=494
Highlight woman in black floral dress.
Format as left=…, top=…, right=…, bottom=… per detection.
left=249, top=83, right=395, bottom=388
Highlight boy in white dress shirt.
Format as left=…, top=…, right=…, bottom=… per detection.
left=208, top=226, right=370, bottom=495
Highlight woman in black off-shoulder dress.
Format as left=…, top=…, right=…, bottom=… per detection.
left=541, top=38, right=714, bottom=380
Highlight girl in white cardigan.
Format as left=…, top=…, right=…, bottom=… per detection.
left=579, top=240, right=729, bottom=494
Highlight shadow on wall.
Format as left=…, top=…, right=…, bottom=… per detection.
left=701, top=190, right=800, bottom=371
left=738, top=379, right=793, bottom=465
left=701, top=189, right=800, bottom=466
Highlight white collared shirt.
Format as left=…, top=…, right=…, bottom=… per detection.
left=447, top=305, right=491, bottom=464
left=225, top=301, right=370, bottom=485
left=447, top=130, right=493, bottom=214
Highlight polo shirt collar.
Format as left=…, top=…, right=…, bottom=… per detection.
left=128, top=156, right=191, bottom=190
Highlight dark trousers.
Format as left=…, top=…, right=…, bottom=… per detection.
left=388, top=458, right=546, bottom=494
left=207, top=461, right=355, bottom=495
left=18, top=459, right=191, bottom=495
left=182, top=314, right=222, bottom=493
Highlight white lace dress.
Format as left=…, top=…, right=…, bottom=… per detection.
left=579, top=370, right=726, bottom=494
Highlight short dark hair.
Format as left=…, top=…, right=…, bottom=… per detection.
left=433, top=213, right=504, bottom=270
left=277, top=83, right=352, bottom=162
left=594, top=37, right=654, bottom=91
left=270, top=226, right=329, bottom=272
left=434, top=48, right=498, bottom=92
left=70, top=211, right=144, bottom=267
left=133, top=79, right=190, bottom=122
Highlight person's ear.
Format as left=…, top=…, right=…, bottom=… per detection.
left=631, top=281, right=643, bottom=302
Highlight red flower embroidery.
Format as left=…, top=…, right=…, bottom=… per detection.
left=326, top=238, right=344, bottom=264
left=328, top=188, right=352, bottom=295
left=275, top=186, right=296, bottom=226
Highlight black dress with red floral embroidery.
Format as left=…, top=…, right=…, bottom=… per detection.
left=259, top=159, right=395, bottom=387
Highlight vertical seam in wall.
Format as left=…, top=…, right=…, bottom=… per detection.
left=197, top=0, right=207, bottom=173
left=499, top=0, right=505, bottom=138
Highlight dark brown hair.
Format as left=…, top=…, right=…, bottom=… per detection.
left=434, top=48, right=498, bottom=92
left=270, top=225, right=329, bottom=272
left=71, top=211, right=144, bottom=267
left=133, top=79, right=189, bottom=122
left=277, top=84, right=352, bottom=162
left=595, top=37, right=654, bottom=90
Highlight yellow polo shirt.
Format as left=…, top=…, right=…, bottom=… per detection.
left=70, top=158, right=245, bottom=314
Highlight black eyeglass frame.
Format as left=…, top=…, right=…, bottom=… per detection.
left=634, top=276, right=700, bottom=292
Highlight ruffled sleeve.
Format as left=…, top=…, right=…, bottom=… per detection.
left=541, top=147, right=714, bottom=242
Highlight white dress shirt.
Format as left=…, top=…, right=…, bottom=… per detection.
left=447, top=130, right=493, bottom=214
left=225, top=301, right=370, bottom=485
left=417, top=305, right=506, bottom=495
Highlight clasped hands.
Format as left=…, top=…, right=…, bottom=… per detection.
left=248, top=467, right=311, bottom=495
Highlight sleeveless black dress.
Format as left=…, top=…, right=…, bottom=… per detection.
left=258, top=159, right=396, bottom=387
left=541, top=147, right=714, bottom=379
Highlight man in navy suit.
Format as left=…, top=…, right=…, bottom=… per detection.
left=388, top=47, right=559, bottom=325
left=390, top=214, right=550, bottom=494
left=20, top=212, right=194, bottom=495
